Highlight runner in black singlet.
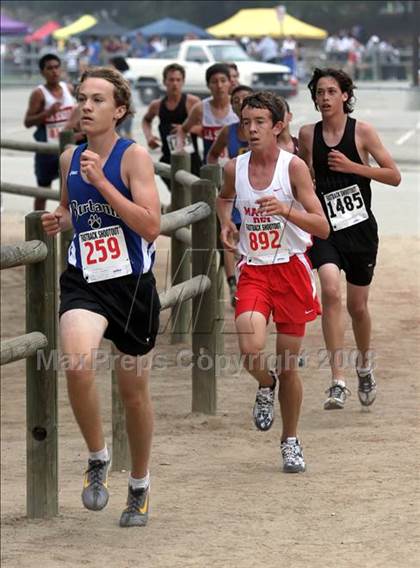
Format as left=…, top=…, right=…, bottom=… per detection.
left=142, top=63, right=202, bottom=189
left=299, top=68, right=401, bottom=411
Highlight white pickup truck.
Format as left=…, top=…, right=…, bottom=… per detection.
left=126, top=39, right=298, bottom=104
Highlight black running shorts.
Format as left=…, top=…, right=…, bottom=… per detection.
left=309, top=235, right=378, bottom=286
left=59, top=265, right=160, bottom=356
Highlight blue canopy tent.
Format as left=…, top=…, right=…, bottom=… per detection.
left=76, top=18, right=132, bottom=39
left=130, top=17, right=213, bottom=39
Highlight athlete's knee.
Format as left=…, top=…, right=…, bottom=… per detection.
left=242, top=350, right=266, bottom=372
left=239, top=338, right=265, bottom=358
left=321, top=283, right=341, bottom=307
left=347, top=299, right=369, bottom=320
left=119, top=377, right=150, bottom=408
left=121, top=391, right=150, bottom=410
left=64, top=351, right=96, bottom=374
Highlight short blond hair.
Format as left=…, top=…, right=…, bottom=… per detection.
left=78, top=66, right=135, bottom=126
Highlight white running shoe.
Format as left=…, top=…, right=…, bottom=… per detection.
left=324, top=381, right=351, bottom=410
left=281, top=438, right=306, bottom=473
left=357, top=370, right=377, bottom=406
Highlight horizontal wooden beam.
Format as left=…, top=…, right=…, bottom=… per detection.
left=153, top=161, right=171, bottom=179
left=1, top=138, right=59, bottom=155
left=160, top=226, right=191, bottom=245
left=1, top=240, right=48, bottom=270
left=1, top=332, right=48, bottom=366
left=175, top=169, right=200, bottom=189
left=1, top=181, right=60, bottom=201
left=159, top=275, right=211, bottom=311
left=161, top=202, right=210, bottom=234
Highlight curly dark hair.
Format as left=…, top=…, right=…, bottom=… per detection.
left=240, top=91, right=286, bottom=124
left=307, top=68, right=356, bottom=114
left=78, top=66, right=134, bottom=126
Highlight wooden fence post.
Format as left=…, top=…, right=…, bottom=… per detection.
left=111, top=346, right=130, bottom=472
left=25, top=211, right=58, bottom=518
left=59, top=130, right=74, bottom=274
left=170, top=152, right=192, bottom=343
left=199, top=164, right=225, bottom=359
left=191, top=179, right=218, bottom=414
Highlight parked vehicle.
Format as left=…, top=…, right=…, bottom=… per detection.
left=126, top=40, right=298, bottom=103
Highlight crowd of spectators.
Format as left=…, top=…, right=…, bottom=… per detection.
left=3, top=32, right=169, bottom=79
left=3, top=27, right=409, bottom=83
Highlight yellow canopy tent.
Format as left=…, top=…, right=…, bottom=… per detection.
left=207, top=8, right=327, bottom=39
left=53, top=15, right=97, bottom=40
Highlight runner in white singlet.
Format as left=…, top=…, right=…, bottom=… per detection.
left=216, top=92, right=329, bottom=474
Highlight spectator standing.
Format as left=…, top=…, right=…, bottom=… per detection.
left=281, top=35, right=297, bottom=75
left=255, top=35, right=279, bottom=63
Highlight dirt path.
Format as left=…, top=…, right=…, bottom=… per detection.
left=1, top=215, right=419, bottom=568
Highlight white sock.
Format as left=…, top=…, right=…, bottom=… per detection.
left=89, top=445, right=109, bottom=462
left=332, top=379, right=346, bottom=387
left=357, top=367, right=371, bottom=377
left=284, top=437, right=297, bottom=445
left=129, top=471, right=150, bottom=490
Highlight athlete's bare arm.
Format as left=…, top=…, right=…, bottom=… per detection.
left=216, top=158, right=238, bottom=251
left=176, top=101, right=203, bottom=134
left=328, top=121, right=401, bottom=186
left=41, top=148, right=73, bottom=235
left=64, top=106, right=85, bottom=143
left=186, top=94, right=203, bottom=136
left=171, top=101, right=203, bottom=147
left=298, top=124, right=315, bottom=176
left=207, top=125, right=229, bottom=164
left=79, top=144, right=160, bottom=242
left=141, top=99, right=161, bottom=149
left=185, top=93, right=201, bottom=112
left=256, top=156, right=330, bottom=239
left=24, top=88, right=61, bottom=128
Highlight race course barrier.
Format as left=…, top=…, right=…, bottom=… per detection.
left=1, top=135, right=224, bottom=511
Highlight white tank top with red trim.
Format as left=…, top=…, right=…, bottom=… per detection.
left=235, top=149, right=312, bottom=265
left=38, top=81, right=75, bottom=142
left=202, top=97, right=238, bottom=161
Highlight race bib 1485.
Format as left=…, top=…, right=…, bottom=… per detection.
left=324, top=184, right=368, bottom=231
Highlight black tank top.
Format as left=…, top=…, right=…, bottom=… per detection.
left=312, top=117, right=377, bottom=242
left=158, top=94, right=200, bottom=162
left=313, top=117, right=372, bottom=209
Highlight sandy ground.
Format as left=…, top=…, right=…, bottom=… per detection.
left=1, top=213, right=419, bottom=568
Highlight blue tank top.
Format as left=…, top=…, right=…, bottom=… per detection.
left=227, top=123, right=249, bottom=159
left=66, top=138, right=156, bottom=277
left=227, top=124, right=248, bottom=226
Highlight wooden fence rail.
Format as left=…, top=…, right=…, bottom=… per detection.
left=0, top=240, right=48, bottom=269
left=0, top=331, right=48, bottom=366
left=1, top=136, right=222, bottom=501
left=1, top=137, right=59, bottom=155
left=0, top=213, right=58, bottom=518
left=0, top=181, right=60, bottom=201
